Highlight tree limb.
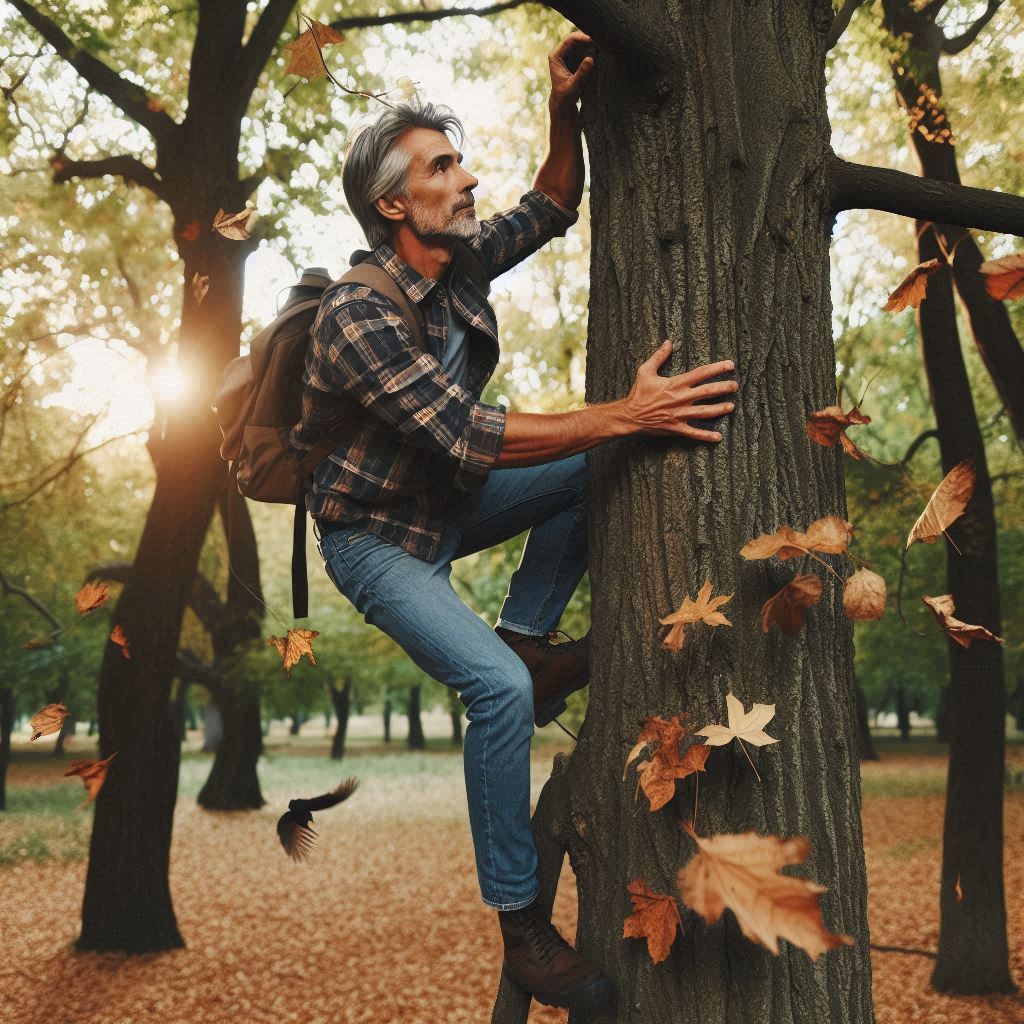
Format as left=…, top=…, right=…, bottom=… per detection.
left=0, top=572, right=64, bottom=646
left=51, top=154, right=169, bottom=202
left=826, top=0, right=867, bottom=51
left=901, top=428, right=939, bottom=466
left=942, top=0, right=1002, bottom=55
left=920, top=0, right=951, bottom=18
left=829, top=154, right=1024, bottom=236
left=236, top=0, right=298, bottom=107
left=176, top=648, right=221, bottom=691
left=329, top=0, right=528, bottom=33
left=7, top=0, right=177, bottom=143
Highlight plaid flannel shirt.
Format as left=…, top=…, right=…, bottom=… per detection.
left=289, top=188, right=578, bottom=561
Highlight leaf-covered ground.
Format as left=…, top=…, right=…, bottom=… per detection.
left=1, top=733, right=1021, bottom=1024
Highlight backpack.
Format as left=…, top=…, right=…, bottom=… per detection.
left=212, top=245, right=489, bottom=619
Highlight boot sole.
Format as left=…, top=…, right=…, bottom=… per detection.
left=535, top=671, right=589, bottom=728
left=501, top=965, right=613, bottom=1010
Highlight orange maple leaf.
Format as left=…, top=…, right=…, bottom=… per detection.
left=109, top=624, right=131, bottom=659
left=921, top=594, right=1005, bottom=649
left=29, top=703, right=69, bottom=741
left=842, top=568, right=886, bottom=621
left=906, top=459, right=976, bottom=549
left=760, top=574, right=823, bottom=635
left=806, top=404, right=871, bottom=459
left=268, top=628, right=320, bottom=677
left=677, top=824, right=853, bottom=960
left=740, top=516, right=852, bottom=562
left=624, top=715, right=709, bottom=811
left=659, top=579, right=733, bottom=651
left=284, top=20, right=345, bottom=79
left=75, top=580, right=109, bottom=614
left=64, top=752, right=118, bottom=804
left=979, top=253, right=1024, bottom=301
left=623, top=880, right=684, bottom=964
left=884, top=258, right=944, bottom=313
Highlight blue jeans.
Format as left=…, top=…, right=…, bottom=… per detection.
left=314, top=452, right=589, bottom=909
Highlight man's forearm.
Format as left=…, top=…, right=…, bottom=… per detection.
left=494, top=401, right=634, bottom=468
left=532, top=106, right=585, bottom=212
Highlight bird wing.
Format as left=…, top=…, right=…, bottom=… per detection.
left=299, top=776, right=359, bottom=812
left=277, top=810, right=318, bottom=862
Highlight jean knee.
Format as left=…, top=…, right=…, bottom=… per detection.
left=464, top=656, right=534, bottom=731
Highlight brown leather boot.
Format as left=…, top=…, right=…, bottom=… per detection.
left=495, top=627, right=589, bottom=727
left=498, top=901, right=613, bottom=1010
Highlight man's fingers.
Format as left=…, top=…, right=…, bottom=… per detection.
left=686, top=379, right=739, bottom=401
left=678, top=359, right=736, bottom=386
left=685, top=401, right=735, bottom=418
left=550, top=31, right=594, bottom=60
left=680, top=425, right=724, bottom=442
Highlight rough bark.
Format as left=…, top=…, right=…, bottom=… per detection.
left=407, top=684, right=426, bottom=750
left=498, top=3, right=873, bottom=1020
left=330, top=679, right=352, bottom=760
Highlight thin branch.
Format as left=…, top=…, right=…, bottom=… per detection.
left=236, top=0, right=298, bottom=108
left=0, top=572, right=64, bottom=646
left=901, top=429, right=939, bottom=466
left=829, top=153, right=1024, bottom=237
left=920, top=0, right=951, bottom=18
left=51, top=154, right=169, bottom=202
left=826, top=0, right=867, bottom=51
left=942, top=0, right=1002, bottom=55
left=7, top=0, right=177, bottom=143
left=329, top=0, right=527, bottom=32
left=870, top=942, right=937, bottom=959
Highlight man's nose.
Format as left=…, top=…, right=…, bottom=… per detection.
left=460, top=168, right=479, bottom=193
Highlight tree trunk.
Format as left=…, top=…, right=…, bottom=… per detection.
left=855, top=681, right=878, bottom=761
left=289, top=714, right=303, bottom=736
left=54, top=712, right=76, bottom=756
left=407, top=683, right=425, bottom=750
left=202, top=703, right=224, bottom=753
left=382, top=695, right=392, bottom=744
left=78, top=221, right=251, bottom=953
left=330, top=679, right=352, bottom=760
left=0, top=687, right=13, bottom=812
left=896, top=683, right=911, bottom=743
left=934, top=685, right=949, bottom=743
left=173, top=682, right=190, bottom=744
left=197, top=688, right=264, bottom=810
left=496, top=5, right=873, bottom=1019
left=49, top=667, right=72, bottom=757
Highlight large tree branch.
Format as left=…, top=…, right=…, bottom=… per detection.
left=826, top=0, right=867, bottom=51
left=176, top=648, right=220, bottom=691
left=7, top=0, right=177, bottom=143
left=829, top=154, right=1024, bottom=236
left=942, top=0, right=1002, bottom=55
left=236, top=0, right=298, bottom=106
left=51, top=154, right=169, bottom=203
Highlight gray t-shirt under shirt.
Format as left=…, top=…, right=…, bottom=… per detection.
left=441, top=291, right=470, bottom=390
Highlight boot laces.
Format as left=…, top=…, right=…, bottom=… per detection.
left=522, top=905, right=571, bottom=965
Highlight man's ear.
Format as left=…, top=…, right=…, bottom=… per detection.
left=374, top=194, right=407, bottom=224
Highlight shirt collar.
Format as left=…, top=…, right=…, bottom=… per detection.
left=373, top=243, right=442, bottom=304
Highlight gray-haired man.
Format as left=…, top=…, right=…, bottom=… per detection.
left=291, top=32, right=738, bottom=1012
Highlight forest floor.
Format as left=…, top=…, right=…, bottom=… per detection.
left=1, top=722, right=1022, bottom=1024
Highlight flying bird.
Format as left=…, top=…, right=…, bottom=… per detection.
left=276, top=777, right=359, bottom=861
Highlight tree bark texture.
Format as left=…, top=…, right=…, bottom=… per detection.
left=496, top=3, right=873, bottom=1020
left=330, top=679, right=352, bottom=760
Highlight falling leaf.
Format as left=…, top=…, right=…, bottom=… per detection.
left=979, top=253, right=1024, bottom=301
left=178, top=219, right=202, bottom=243
left=954, top=874, right=963, bottom=903
left=677, top=824, right=853, bottom=960
left=623, top=880, right=683, bottom=964
left=697, top=691, right=778, bottom=748
left=269, top=628, right=320, bottom=677
left=75, top=580, right=109, bottom=614
left=761, top=574, right=823, bottom=635
left=64, top=752, right=118, bottom=804
left=906, top=459, right=976, bottom=549
left=212, top=206, right=258, bottom=241
left=884, top=258, right=944, bottom=313
left=192, top=273, right=210, bottom=307
left=740, top=516, right=852, bottom=561
left=659, top=580, right=733, bottom=651
left=29, top=703, right=69, bottom=741
left=807, top=404, right=871, bottom=459
left=624, top=715, right=710, bottom=812
left=921, top=594, right=1004, bottom=649
left=109, top=624, right=131, bottom=659
left=285, top=20, right=345, bottom=79
left=842, top=568, right=887, bottom=621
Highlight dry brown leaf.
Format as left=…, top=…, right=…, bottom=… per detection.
left=622, top=880, right=683, bottom=964
left=802, top=515, right=854, bottom=555
left=807, top=404, right=871, bottom=459
left=761, top=574, right=823, bottom=635
left=843, top=568, right=887, bottom=621
left=269, top=628, right=320, bottom=677
left=285, top=21, right=345, bottom=79
left=212, top=206, right=257, bottom=241
left=907, top=459, right=976, bottom=549
left=178, top=219, right=202, bottom=243
left=659, top=579, right=733, bottom=651
left=623, top=715, right=709, bottom=811
left=739, top=525, right=807, bottom=561
left=884, top=258, right=944, bottom=313
left=64, top=752, right=118, bottom=804
left=677, top=824, right=854, bottom=960
left=29, top=703, right=69, bottom=741
left=921, top=594, right=1005, bottom=649
left=741, top=516, right=852, bottom=561
left=75, top=581, right=108, bottom=614
left=979, top=253, right=1024, bottom=301
left=192, top=273, right=210, bottom=307
left=109, top=624, right=131, bottom=659
left=954, top=874, right=963, bottom=903
left=697, top=691, right=778, bottom=748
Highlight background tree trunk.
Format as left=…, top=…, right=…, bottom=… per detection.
left=896, top=683, right=912, bottom=743
left=0, top=688, right=13, bottom=811
left=495, top=4, right=873, bottom=1019
left=382, top=695, right=392, bottom=744
left=197, top=688, right=264, bottom=810
left=330, top=679, right=352, bottom=760
left=202, top=703, right=223, bottom=753
left=855, top=681, right=879, bottom=761
left=934, top=685, right=950, bottom=743
left=407, top=684, right=425, bottom=750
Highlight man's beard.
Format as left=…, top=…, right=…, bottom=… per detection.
left=404, top=194, right=481, bottom=244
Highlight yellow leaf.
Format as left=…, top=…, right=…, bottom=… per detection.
left=269, top=628, right=320, bottom=677
left=659, top=579, right=733, bottom=651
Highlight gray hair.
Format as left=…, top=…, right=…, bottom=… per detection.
left=343, top=102, right=465, bottom=250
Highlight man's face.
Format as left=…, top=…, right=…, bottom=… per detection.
left=387, top=127, right=481, bottom=244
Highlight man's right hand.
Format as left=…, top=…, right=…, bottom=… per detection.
left=621, top=341, right=738, bottom=442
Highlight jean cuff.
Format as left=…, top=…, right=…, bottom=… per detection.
left=495, top=618, right=545, bottom=637
left=483, top=890, right=539, bottom=912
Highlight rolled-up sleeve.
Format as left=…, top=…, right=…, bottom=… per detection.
left=309, top=292, right=507, bottom=489
left=469, top=189, right=579, bottom=281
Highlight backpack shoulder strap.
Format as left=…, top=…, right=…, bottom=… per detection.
left=337, top=262, right=426, bottom=354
